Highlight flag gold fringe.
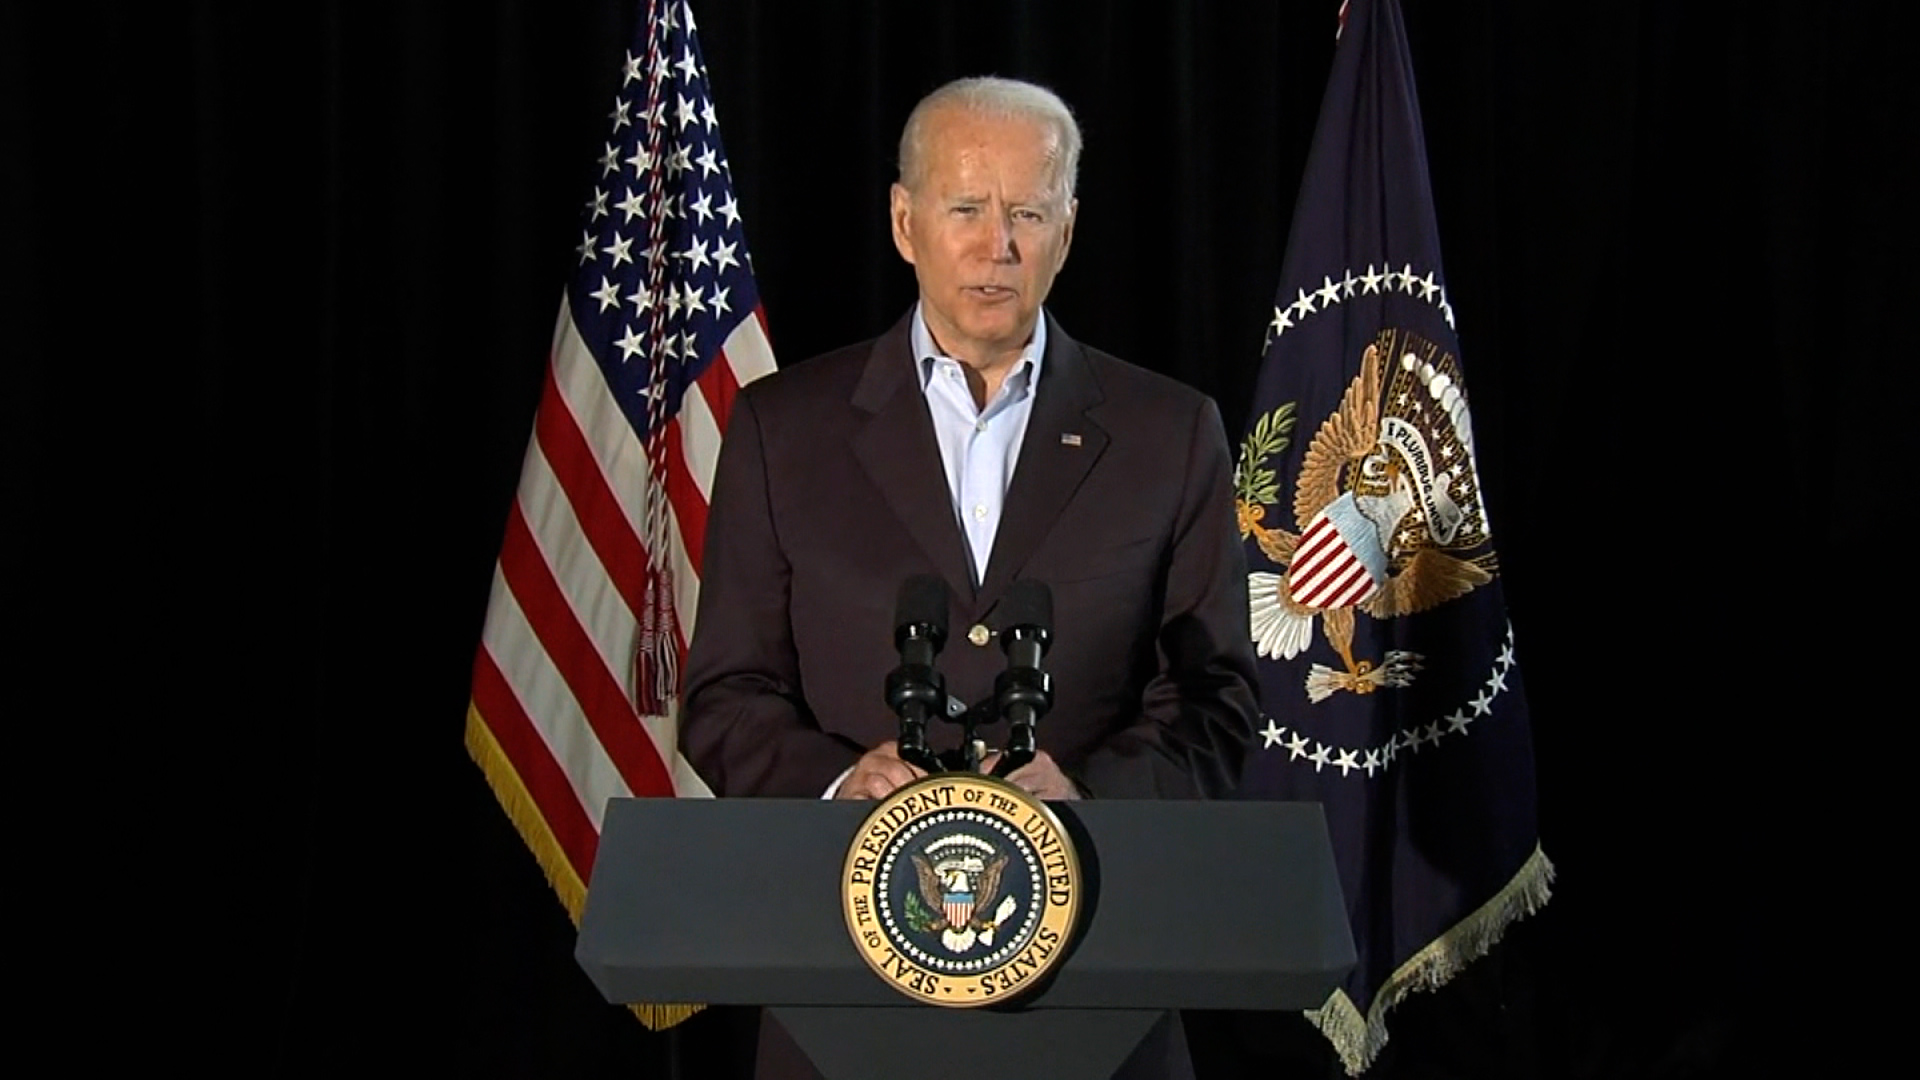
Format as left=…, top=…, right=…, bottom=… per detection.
left=465, top=706, right=587, bottom=914
left=465, top=703, right=704, bottom=1032
left=1307, top=843, right=1555, bottom=1075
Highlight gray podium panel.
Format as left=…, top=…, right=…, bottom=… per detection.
left=576, top=797, right=1352, bottom=1011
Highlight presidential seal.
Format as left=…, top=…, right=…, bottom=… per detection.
left=841, top=773, right=1082, bottom=1007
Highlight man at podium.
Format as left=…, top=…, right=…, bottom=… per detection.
left=680, top=75, right=1260, bottom=1080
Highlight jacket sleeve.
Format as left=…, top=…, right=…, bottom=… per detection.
left=1075, top=395, right=1260, bottom=799
left=678, top=390, right=865, bottom=797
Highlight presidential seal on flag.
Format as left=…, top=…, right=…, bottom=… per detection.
left=841, top=774, right=1082, bottom=1007
left=1240, top=328, right=1499, bottom=704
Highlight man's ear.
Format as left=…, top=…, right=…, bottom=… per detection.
left=889, top=183, right=917, bottom=265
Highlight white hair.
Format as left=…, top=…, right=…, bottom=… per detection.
left=897, top=76, right=1082, bottom=201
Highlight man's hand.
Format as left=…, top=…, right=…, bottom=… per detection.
left=834, top=740, right=926, bottom=800
left=983, top=750, right=1083, bottom=801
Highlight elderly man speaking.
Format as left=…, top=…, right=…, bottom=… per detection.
left=680, top=76, right=1259, bottom=1080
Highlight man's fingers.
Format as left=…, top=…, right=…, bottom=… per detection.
left=836, top=745, right=928, bottom=799
left=1005, top=751, right=1080, bottom=800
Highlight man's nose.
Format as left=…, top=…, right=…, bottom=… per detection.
left=986, top=212, right=1020, bottom=262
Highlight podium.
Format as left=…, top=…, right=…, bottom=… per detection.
left=577, top=798, right=1354, bottom=1080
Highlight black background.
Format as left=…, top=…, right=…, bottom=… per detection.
left=5, top=1, right=1887, bottom=1076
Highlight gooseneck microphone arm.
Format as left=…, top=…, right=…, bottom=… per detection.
left=885, top=575, right=950, bottom=775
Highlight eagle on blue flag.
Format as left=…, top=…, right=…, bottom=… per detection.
left=1234, top=0, right=1553, bottom=1072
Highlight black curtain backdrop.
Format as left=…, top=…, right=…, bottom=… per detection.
left=7, top=1, right=1889, bottom=1076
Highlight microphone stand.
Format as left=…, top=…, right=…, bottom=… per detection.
left=886, top=576, right=950, bottom=776
left=990, top=581, right=1053, bottom=778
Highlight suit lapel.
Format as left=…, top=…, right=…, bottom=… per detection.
left=978, top=314, right=1109, bottom=613
left=851, top=314, right=976, bottom=603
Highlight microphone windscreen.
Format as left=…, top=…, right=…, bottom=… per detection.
left=1000, top=578, right=1053, bottom=632
left=895, top=574, right=951, bottom=633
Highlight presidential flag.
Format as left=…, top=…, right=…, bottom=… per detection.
left=465, top=0, right=775, bottom=1025
left=1233, top=0, right=1551, bottom=1070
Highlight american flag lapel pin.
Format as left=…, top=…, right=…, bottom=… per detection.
left=1060, top=433, right=1082, bottom=447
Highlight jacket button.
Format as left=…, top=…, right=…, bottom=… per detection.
left=967, top=624, right=992, bottom=647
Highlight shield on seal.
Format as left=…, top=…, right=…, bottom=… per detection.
left=1289, top=510, right=1383, bottom=609
left=943, top=887, right=974, bottom=929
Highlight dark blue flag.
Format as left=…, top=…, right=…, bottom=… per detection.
left=1233, top=0, right=1552, bottom=1070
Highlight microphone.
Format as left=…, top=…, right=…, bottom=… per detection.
left=886, top=574, right=950, bottom=774
left=991, top=579, right=1053, bottom=777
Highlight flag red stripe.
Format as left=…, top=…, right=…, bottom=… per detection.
left=697, top=347, right=743, bottom=434
left=664, top=416, right=709, bottom=576
left=532, top=368, right=649, bottom=619
left=471, top=647, right=601, bottom=875
left=499, top=502, right=678, bottom=797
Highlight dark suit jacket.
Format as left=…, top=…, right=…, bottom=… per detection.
left=680, top=310, right=1259, bottom=800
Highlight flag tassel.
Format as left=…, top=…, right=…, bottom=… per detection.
left=633, top=568, right=681, bottom=717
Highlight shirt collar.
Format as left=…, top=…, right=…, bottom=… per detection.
left=911, top=302, right=1047, bottom=392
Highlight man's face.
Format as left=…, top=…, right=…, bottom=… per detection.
left=890, top=108, right=1077, bottom=370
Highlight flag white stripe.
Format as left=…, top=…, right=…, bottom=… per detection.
left=722, top=313, right=777, bottom=384
left=679, top=379, right=722, bottom=505
left=664, top=500, right=701, bottom=641
left=644, top=702, right=714, bottom=798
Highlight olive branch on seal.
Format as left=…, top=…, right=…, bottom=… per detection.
left=1235, top=403, right=1297, bottom=509
left=903, top=888, right=939, bottom=933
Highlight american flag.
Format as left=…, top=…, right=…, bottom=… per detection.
left=465, top=0, right=775, bottom=968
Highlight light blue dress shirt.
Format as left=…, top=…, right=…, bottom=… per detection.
left=822, top=307, right=1047, bottom=797
left=911, top=304, right=1045, bottom=586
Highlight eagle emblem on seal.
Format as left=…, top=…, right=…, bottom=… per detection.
left=907, top=843, right=1020, bottom=954
left=1236, top=328, right=1499, bottom=702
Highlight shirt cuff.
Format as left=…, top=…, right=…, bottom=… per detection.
left=822, top=765, right=854, bottom=799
